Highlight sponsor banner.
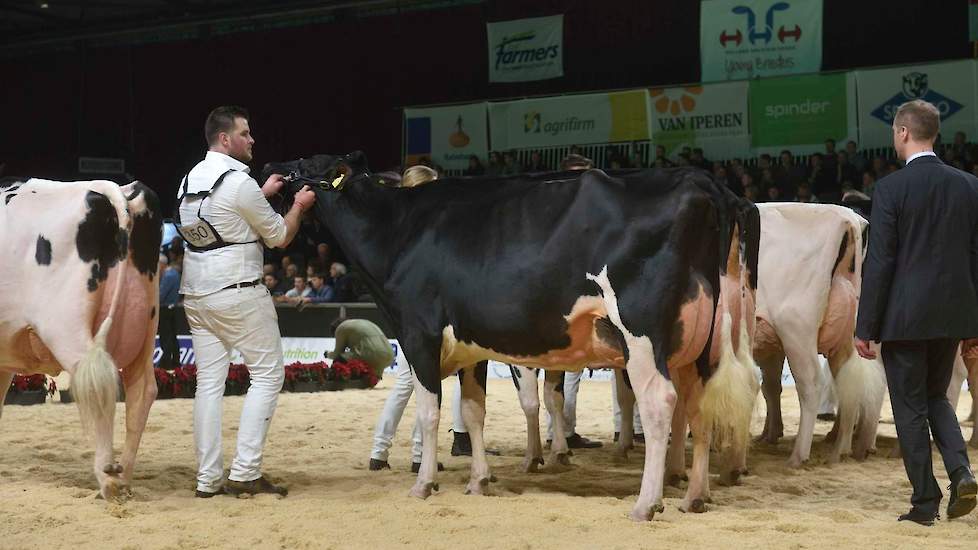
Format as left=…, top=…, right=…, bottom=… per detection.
left=648, top=81, right=751, bottom=159
left=855, top=60, right=977, bottom=149
left=700, top=0, right=823, bottom=82
left=487, top=15, right=564, bottom=83
left=404, top=102, right=489, bottom=170
left=749, top=72, right=857, bottom=153
left=489, top=89, right=649, bottom=150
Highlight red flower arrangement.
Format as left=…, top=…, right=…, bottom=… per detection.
left=152, top=359, right=377, bottom=398
left=9, top=374, right=56, bottom=396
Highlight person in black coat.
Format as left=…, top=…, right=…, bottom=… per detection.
left=855, top=99, right=978, bottom=525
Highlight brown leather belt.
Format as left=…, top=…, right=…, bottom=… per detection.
left=221, top=279, right=261, bottom=291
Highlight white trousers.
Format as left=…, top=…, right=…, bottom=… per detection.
left=611, top=374, right=644, bottom=434
left=184, top=285, right=284, bottom=492
left=370, top=359, right=465, bottom=463
left=546, top=370, right=582, bottom=439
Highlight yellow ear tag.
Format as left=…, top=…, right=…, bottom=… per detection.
left=331, top=175, right=344, bottom=189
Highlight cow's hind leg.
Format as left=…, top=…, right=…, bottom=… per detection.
left=673, top=364, right=710, bottom=513
left=410, top=371, right=442, bottom=499
left=511, top=365, right=544, bottom=473
left=964, top=356, right=978, bottom=449
left=664, top=372, right=688, bottom=486
left=543, top=370, right=571, bottom=466
left=615, top=368, right=637, bottom=460
left=756, top=351, right=785, bottom=444
left=459, top=362, right=492, bottom=495
left=119, top=337, right=158, bottom=493
left=0, top=371, right=13, bottom=420
left=781, top=334, right=820, bottom=467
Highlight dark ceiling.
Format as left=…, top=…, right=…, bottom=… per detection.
left=0, top=0, right=466, bottom=48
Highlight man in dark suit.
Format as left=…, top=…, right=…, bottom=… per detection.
left=855, top=99, right=978, bottom=525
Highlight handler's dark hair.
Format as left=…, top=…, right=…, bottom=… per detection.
left=205, top=105, right=249, bottom=146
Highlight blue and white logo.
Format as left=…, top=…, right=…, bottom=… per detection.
left=871, top=72, right=963, bottom=124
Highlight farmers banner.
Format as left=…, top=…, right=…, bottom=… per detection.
left=487, top=15, right=564, bottom=82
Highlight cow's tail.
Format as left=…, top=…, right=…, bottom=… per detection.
left=833, top=349, right=886, bottom=444
left=701, top=312, right=757, bottom=454
left=74, top=181, right=131, bottom=433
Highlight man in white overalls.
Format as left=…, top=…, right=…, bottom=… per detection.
left=177, top=105, right=315, bottom=498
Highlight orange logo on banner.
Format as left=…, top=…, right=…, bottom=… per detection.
left=649, top=86, right=703, bottom=115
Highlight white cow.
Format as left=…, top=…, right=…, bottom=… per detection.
left=754, top=203, right=887, bottom=466
left=0, top=178, right=162, bottom=501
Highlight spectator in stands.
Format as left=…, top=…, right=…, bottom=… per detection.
left=281, top=255, right=295, bottom=278
left=654, top=145, right=672, bottom=167
left=304, top=273, right=335, bottom=304
left=807, top=153, right=836, bottom=199
left=872, top=155, right=886, bottom=176
left=691, top=148, right=709, bottom=170
left=486, top=151, right=504, bottom=176
left=885, top=159, right=900, bottom=175
left=835, top=151, right=859, bottom=193
left=823, top=138, right=838, bottom=176
left=754, top=154, right=773, bottom=179
left=284, top=263, right=299, bottom=282
left=158, top=254, right=181, bottom=370
left=677, top=153, right=691, bottom=166
left=284, top=276, right=311, bottom=305
left=561, top=154, right=593, bottom=171
left=570, top=145, right=582, bottom=156
left=525, top=151, right=547, bottom=172
left=315, top=243, right=332, bottom=270
left=740, top=172, right=755, bottom=197
left=464, top=155, right=486, bottom=176
left=502, top=151, right=520, bottom=175
left=795, top=182, right=818, bottom=203
left=952, top=131, right=968, bottom=158
left=262, top=263, right=277, bottom=278
left=744, top=184, right=760, bottom=202
left=629, top=150, right=644, bottom=169
left=263, top=273, right=283, bottom=297
left=329, top=262, right=356, bottom=302
left=759, top=167, right=777, bottom=192
left=846, top=140, right=868, bottom=173
left=861, top=170, right=877, bottom=196
left=779, top=150, right=807, bottom=190
left=305, top=262, right=321, bottom=280
left=713, top=164, right=730, bottom=188
left=729, top=161, right=747, bottom=195
left=765, top=185, right=783, bottom=202
left=402, top=165, right=438, bottom=188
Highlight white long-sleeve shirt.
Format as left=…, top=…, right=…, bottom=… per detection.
left=178, top=151, right=287, bottom=297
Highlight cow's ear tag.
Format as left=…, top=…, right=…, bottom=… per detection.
left=331, top=175, right=344, bottom=189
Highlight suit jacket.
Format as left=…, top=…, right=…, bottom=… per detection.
left=856, top=155, right=978, bottom=342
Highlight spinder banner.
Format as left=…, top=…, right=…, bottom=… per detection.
left=488, top=89, right=648, bottom=150
left=648, top=81, right=751, bottom=160
left=403, top=102, right=489, bottom=170
left=487, top=15, right=564, bottom=82
left=700, top=0, right=823, bottom=82
left=749, top=72, right=857, bottom=153
left=855, top=60, right=977, bottom=149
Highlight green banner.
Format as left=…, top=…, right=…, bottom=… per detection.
left=749, top=73, right=848, bottom=147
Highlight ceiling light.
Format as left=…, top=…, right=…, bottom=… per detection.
left=39, top=2, right=50, bottom=9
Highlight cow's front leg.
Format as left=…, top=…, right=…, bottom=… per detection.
left=119, top=350, right=158, bottom=495
left=460, top=362, right=492, bottom=495
left=409, top=373, right=441, bottom=499
left=627, top=338, right=676, bottom=521
left=543, top=370, right=571, bottom=465
left=511, top=365, right=544, bottom=473
left=0, top=371, right=13, bottom=420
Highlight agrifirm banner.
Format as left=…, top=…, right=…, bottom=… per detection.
left=487, top=15, right=564, bottom=82
left=855, top=60, right=977, bottom=149
left=749, top=72, right=857, bottom=153
left=403, top=102, right=489, bottom=170
left=700, top=0, right=822, bottom=82
left=488, top=89, right=649, bottom=150
left=648, top=81, right=751, bottom=159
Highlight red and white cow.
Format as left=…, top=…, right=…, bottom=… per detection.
left=948, top=342, right=978, bottom=449
left=0, top=178, right=162, bottom=501
left=753, top=203, right=886, bottom=466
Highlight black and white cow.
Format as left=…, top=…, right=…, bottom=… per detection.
left=0, top=177, right=162, bottom=501
left=269, top=153, right=759, bottom=521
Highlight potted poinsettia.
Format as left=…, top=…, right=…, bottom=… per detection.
left=225, top=363, right=251, bottom=396
left=324, top=358, right=379, bottom=391
left=5, top=374, right=54, bottom=406
left=284, top=362, right=327, bottom=393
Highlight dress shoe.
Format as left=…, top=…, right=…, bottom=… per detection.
left=194, top=487, right=225, bottom=498
left=411, top=461, right=445, bottom=473
left=450, top=431, right=500, bottom=456
left=566, top=433, right=603, bottom=449
left=897, top=508, right=938, bottom=526
left=368, top=458, right=390, bottom=471
left=225, top=476, right=288, bottom=497
left=948, top=471, right=978, bottom=519
left=816, top=413, right=837, bottom=421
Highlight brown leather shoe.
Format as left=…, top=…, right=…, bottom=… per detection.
left=225, top=476, right=288, bottom=497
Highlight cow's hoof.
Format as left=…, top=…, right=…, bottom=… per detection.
left=522, top=457, right=544, bottom=473
left=409, top=482, right=437, bottom=499
left=464, top=477, right=490, bottom=496
left=679, top=498, right=707, bottom=513
left=667, top=473, right=685, bottom=488
left=630, top=502, right=665, bottom=522
left=718, top=469, right=741, bottom=487
left=554, top=453, right=572, bottom=466
left=102, top=463, right=124, bottom=475
left=613, top=448, right=629, bottom=462
left=786, top=456, right=806, bottom=468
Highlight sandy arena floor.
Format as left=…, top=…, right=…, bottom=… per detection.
left=0, top=377, right=975, bottom=549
